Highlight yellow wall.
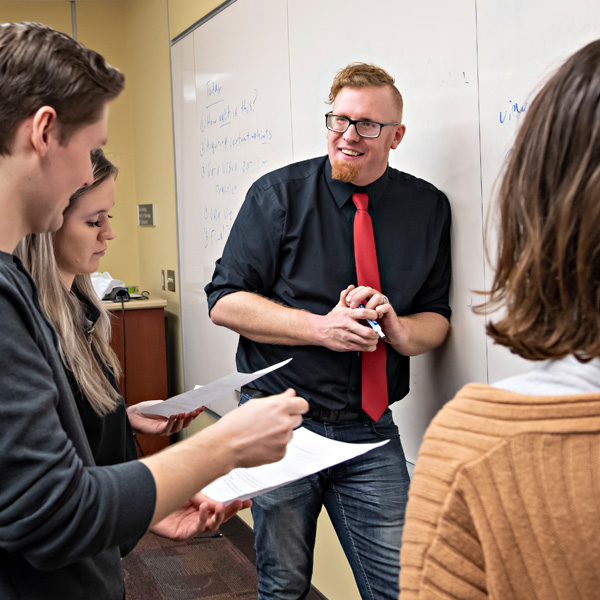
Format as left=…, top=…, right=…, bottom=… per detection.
left=77, top=1, right=141, bottom=287
left=167, top=0, right=223, bottom=40
left=0, top=2, right=362, bottom=597
left=121, top=0, right=184, bottom=393
left=0, top=1, right=71, bottom=32
left=0, top=1, right=141, bottom=287
left=1, top=0, right=182, bottom=391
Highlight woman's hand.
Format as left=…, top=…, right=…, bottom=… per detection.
left=150, top=492, right=252, bottom=540
left=127, top=400, right=203, bottom=436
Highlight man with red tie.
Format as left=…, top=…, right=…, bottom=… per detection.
left=205, top=62, right=451, bottom=600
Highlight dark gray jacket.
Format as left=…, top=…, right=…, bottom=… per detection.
left=0, top=252, right=155, bottom=599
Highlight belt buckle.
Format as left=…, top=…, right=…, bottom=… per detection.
left=308, top=408, right=338, bottom=422
left=323, top=409, right=340, bottom=422
left=308, top=407, right=359, bottom=423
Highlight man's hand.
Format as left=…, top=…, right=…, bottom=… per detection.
left=314, top=285, right=380, bottom=352
left=346, top=284, right=397, bottom=330
left=346, top=285, right=450, bottom=356
left=212, top=388, right=308, bottom=469
left=150, top=492, right=252, bottom=540
left=345, top=284, right=389, bottom=311
left=127, top=401, right=203, bottom=436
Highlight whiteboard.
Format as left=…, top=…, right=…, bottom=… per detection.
left=477, top=0, right=600, bottom=383
left=171, top=0, right=600, bottom=462
left=172, top=0, right=294, bottom=415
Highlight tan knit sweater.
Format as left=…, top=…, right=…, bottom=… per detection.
left=400, top=383, right=600, bottom=599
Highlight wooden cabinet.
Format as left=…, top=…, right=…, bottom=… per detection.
left=107, top=299, right=170, bottom=457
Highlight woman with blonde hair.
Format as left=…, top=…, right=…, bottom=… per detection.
left=400, top=39, right=600, bottom=599
left=15, top=149, right=244, bottom=540
left=16, top=150, right=196, bottom=460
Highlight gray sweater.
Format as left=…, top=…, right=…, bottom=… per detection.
left=0, top=252, right=156, bottom=599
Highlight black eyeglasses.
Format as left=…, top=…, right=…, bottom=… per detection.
left=325, top=113, right=399, bottom=139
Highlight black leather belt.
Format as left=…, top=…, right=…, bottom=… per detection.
left=240, top=386, right=267, bottom=399
left=241, top=388, right=361, bottom=423
left=306, top=407, right=361, bottom=423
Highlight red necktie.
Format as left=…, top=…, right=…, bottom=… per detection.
left=352, top=192, right=388, bottom=421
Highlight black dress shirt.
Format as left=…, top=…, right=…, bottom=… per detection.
left=205, top=156, right=451, bottom=412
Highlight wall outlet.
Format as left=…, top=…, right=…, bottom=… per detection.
left=167, top=270, right=176, bottom=292
left=161, top=270, right=165, bottom=290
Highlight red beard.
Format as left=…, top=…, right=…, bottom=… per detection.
left=331, top=159, right=361, bottom=183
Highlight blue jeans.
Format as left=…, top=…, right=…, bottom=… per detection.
left=241, top=394, right=410, bottom=600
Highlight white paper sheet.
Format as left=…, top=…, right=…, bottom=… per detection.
left=139, top=358, right=292, bottom=417
left=201, top=426, right=388, bottom=504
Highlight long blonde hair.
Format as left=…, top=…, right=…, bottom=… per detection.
left=15, top=150, right=121, bottom=415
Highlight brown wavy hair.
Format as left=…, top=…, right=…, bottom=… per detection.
left=479, top=39, right=600, bottom=361
left=0, top=22, right=124, bottom=155
left=328, top=62, right=404, bottom=121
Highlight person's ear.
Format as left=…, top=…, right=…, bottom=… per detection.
left=390, top=124, right=406, bottom=150
left=30, top=106, right=58, bottom=157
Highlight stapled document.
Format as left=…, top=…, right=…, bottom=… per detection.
left=201, top=426, right=388, bottom=504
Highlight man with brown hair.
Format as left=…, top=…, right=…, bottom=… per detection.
left=0, top=22, right=307, bottom=600
left=206, top=62, right=451, bottom=599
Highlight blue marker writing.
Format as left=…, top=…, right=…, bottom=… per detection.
left=359, top=303, right=386, bottom=339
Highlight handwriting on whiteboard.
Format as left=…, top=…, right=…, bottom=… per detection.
left=199, top=79, right=273, bottom=250
left=499, top=99, right=528, bottom=123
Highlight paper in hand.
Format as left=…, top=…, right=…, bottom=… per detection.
left=138, top=358, right=292, bottom=418
left=201, top=427, right=388, bottom=504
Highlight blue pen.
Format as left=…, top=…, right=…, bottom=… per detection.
left=359, top=303, right=386, bottom=339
